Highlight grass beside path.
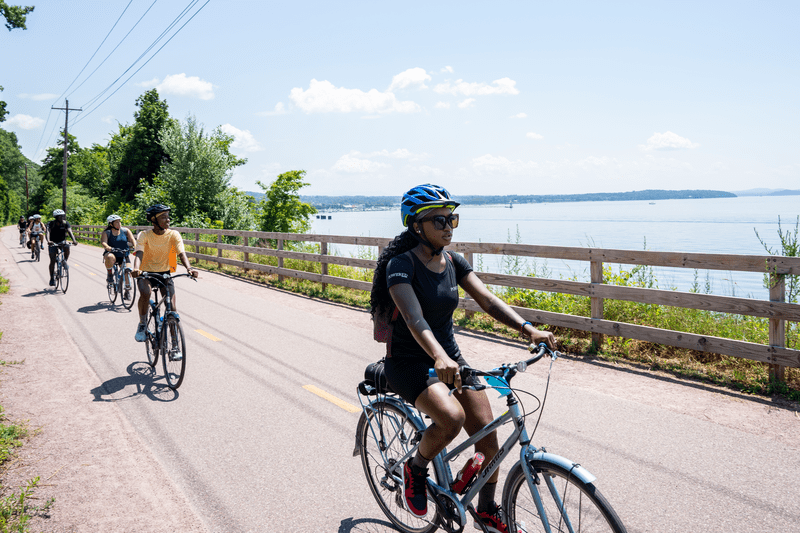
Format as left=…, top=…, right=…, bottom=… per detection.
left=0, top=274, right=55, bottom=531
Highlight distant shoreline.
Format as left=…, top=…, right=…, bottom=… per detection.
left=245, top=188, right=800, bottom=211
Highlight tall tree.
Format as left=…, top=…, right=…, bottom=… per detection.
left=0, top=1, right=33, bottom=31
left=135, top=115, right=249, bottom=229
left=0, top=126, right=39, bottom=214
left=256, top=170, right=317, bottom=233
left=108, top=89, right=173, bottom=202
left=0, top=86, right=8, bottom=123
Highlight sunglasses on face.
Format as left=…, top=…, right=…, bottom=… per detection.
left=420, top=213, right=459, bottom=230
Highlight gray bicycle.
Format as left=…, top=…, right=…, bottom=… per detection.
left=106, top=248, right=137, bottom=310
left=50, top=242, right=71, bottom=293
left=354, top=343, right=627, bottom=533
left=140, top=272, right=195, bottom=389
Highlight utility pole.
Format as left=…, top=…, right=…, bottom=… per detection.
left=18, top=163, right=29, bottom=212
left=50, top=100, right=82, bottom=212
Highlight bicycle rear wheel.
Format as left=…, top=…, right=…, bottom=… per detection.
left=144, top=309, right=159, bottom=367
left=357, top=401, right=441, bottom=533
left=34, top=244, right=40, bottom=262
left=60, top=262, right=69, bottom=293
left=120, top=269, right=136, bottom=310
left=161, top=316, right=186, bottom=389
left=107, top=267, right=118, bottom=303
left=503, top=460, right=627, bottom=533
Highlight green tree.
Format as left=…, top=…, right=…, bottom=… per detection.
left=135, top=115, right=250, bottom=229
left=0, top=1, right=34, bottom=31
left=33, top=130, right=80, bottom=211
left=0, top=86, right=7, bottom=123
left=0, top=126, right=39, bottom=214
left=256, top=170, right=317, bottom=233
left=41, top=184, right=102, bottom=225
left=108, top=89, right=174, bottom=202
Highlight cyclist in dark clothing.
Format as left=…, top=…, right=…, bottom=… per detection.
left=371, top=184, right=556, bottom=532
left=17, top=216, right=27, bottom=246
left=46, top=209, right=78, bottom=286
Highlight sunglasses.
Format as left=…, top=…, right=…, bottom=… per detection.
left=419, top=213, right=459, bottom=230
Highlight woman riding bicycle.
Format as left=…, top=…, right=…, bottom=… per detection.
left=132, top=204, right=198, bottom=342
left=371, top=184, right=555, bottom=532
left=28, top=214, right=45, bottom=259
left=100, top=214, right=136, bottom=285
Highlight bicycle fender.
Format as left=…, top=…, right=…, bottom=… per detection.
left=514, top=451, right=597, bottom=485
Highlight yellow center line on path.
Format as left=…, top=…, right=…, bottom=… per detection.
left=195, top=329, right=221, bottom=342
left=303, top=385, right=361, bottom=413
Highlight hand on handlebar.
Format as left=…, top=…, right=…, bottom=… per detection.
left=527, top=327, right=556, bottom=350
left=434, top=355, right=462, bottom=393
left=131, top=269, right=141, bottom=278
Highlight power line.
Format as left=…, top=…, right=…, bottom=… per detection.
left=76, top=0, right=201, bottom=114
left=72, top=0, right=210, bottom=127
left=32, top=107, right=55, bottom=161
left=52, top=0, right=136, bottom=106
left=66, top=0, right=159, bottom=101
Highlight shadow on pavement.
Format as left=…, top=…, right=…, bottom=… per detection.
left=90, top=362, right=178, bottom=402
left=338, top=517, right=398, bottom=533
left=76, top=301, right=130, bottom=314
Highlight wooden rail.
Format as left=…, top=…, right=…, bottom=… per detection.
left=74, top=225, right=800, bottom=379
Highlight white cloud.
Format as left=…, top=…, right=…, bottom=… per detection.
left=441, top=66, right=454, bottom=73
left=412, top=165, right=444, bottom=177
left=220, top=124, right=263, bottom=152
left=458, top=98, right=476, bottom=108
left=101, top=115, right=115, bottom=124
left=141, top=73, right=214, bottom=100
left=526, top=132, right=543, bottom=140
left=434, top=77, right=519, bottom=96
left=332, top=153, right=390, bottom=173
left=290, top=79, right=420, bottom=114
left=511, top=113, right=527, bottom=119
left=434, top=102, right=450, bottom=109
left=258, top=102, right=289, bottom=116
left=18, top=93, right=59, bottom=101
left=6, top=114, right=43, bottom=129
left=638, top=131, right=699, bottom=151
left=388, top=68, right=431, bottom=91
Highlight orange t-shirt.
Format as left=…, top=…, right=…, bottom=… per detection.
left=135, top=229, right=185, bottom=273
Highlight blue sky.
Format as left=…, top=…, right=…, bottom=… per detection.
left=2, top=0, right=798, bottom=196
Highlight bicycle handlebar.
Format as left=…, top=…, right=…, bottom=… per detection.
left=139, top=271, right=198, bottom=282
left=108, top=248, right=130, bottom=254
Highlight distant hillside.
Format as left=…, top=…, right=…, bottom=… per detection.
left=247, top=189, right=735, bottom=210
left=731, top=188, right=800, bottom=197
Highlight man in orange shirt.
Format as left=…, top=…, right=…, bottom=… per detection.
left=132, top=204, right=199, bottom=342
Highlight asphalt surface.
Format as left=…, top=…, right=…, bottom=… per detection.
left=1, top=226, right=799, bottom=532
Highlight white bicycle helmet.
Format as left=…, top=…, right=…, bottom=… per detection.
left=52, top=209, right=66, bottom=216
left=107, top=214, right=122, bottom=223
left=33, top=214, right=42, bottom=219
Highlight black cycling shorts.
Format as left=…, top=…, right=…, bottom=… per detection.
left=383, top=353, right=478, bottom=406
left=137, top=271, right=174, bottom=294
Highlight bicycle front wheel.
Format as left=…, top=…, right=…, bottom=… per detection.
left=60, top=262, right=69, bottom=294
left=120, top=269, right=136, bottom=310
left=161, top=316, right=186, bottom=389
left=358, top=401, right=441, bottom=533
left=503, top=460, right=627, bottom=533
left=144, top=310, right=159, bottom=367
left=107, top=268, right=118, bottom=303
left=34, top=244, right=40, bottom=262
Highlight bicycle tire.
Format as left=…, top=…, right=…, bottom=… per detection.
left=161, top=316, right=186, bottom=389
left=120, top=269, right=136, bottom=310
left=144, top=309, right=159, bottom=367
left=34, top=244, right=40, bottom=262
left=60, top=261, right=69, bottom=294
left=108, top=266, right=118, bottom=303
left=503, top=460, right=627, bottom=533
left=357, top=401, right=441, bottom=533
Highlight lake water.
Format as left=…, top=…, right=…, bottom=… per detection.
left=310, top=195, right=799, bottom=300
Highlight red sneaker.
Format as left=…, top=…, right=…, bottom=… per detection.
left=402, top=460, right=428, bottom=517
left=475, top=503, right=509, bottom=533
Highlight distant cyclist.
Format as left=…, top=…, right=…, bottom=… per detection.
left=100, top=214, right=136, bottom=285
left=28, top=214, right=45, bottom=259
left=371, top=184, right=555, bottom=532
left=131, top=204, right=198, bottom=342
left=46, top=209, right=78, bottom=286
left=17, top=216, right=27, bottom=246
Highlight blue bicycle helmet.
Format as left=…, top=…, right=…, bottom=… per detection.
left=400, top=184, right=459, bottom=227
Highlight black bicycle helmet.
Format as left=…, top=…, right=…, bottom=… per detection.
left=145, top=204, right=171, bottom=222
left=400, top=184, right=459, bottom=227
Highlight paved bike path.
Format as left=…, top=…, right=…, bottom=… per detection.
left=1, top=226, right=798, bottom=532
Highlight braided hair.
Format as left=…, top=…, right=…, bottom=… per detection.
left=370, top=229, right=419, bottom=317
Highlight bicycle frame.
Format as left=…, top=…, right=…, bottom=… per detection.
left=356, top=352, right=598, bottom=533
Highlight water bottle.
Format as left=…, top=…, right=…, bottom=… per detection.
left=450, top=452, right=484, bottom=494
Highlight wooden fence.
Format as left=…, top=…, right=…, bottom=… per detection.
left=74, top=225, right=800, bottom=381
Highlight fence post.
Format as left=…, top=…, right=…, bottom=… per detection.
left=278, top=238, right=284, bottom=282
left=321, top=241, right=328, bottom=291
left=590, top=259, right=604, bottom=352
left=243, top=235, right=249, bottom=273
left=194, top=231, right=199, bottom=255
left=769, top=273, right=786, bottom=382
left=464, top=251, right=475, bottom=319
left=217, top=233, right=222, bottom=269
